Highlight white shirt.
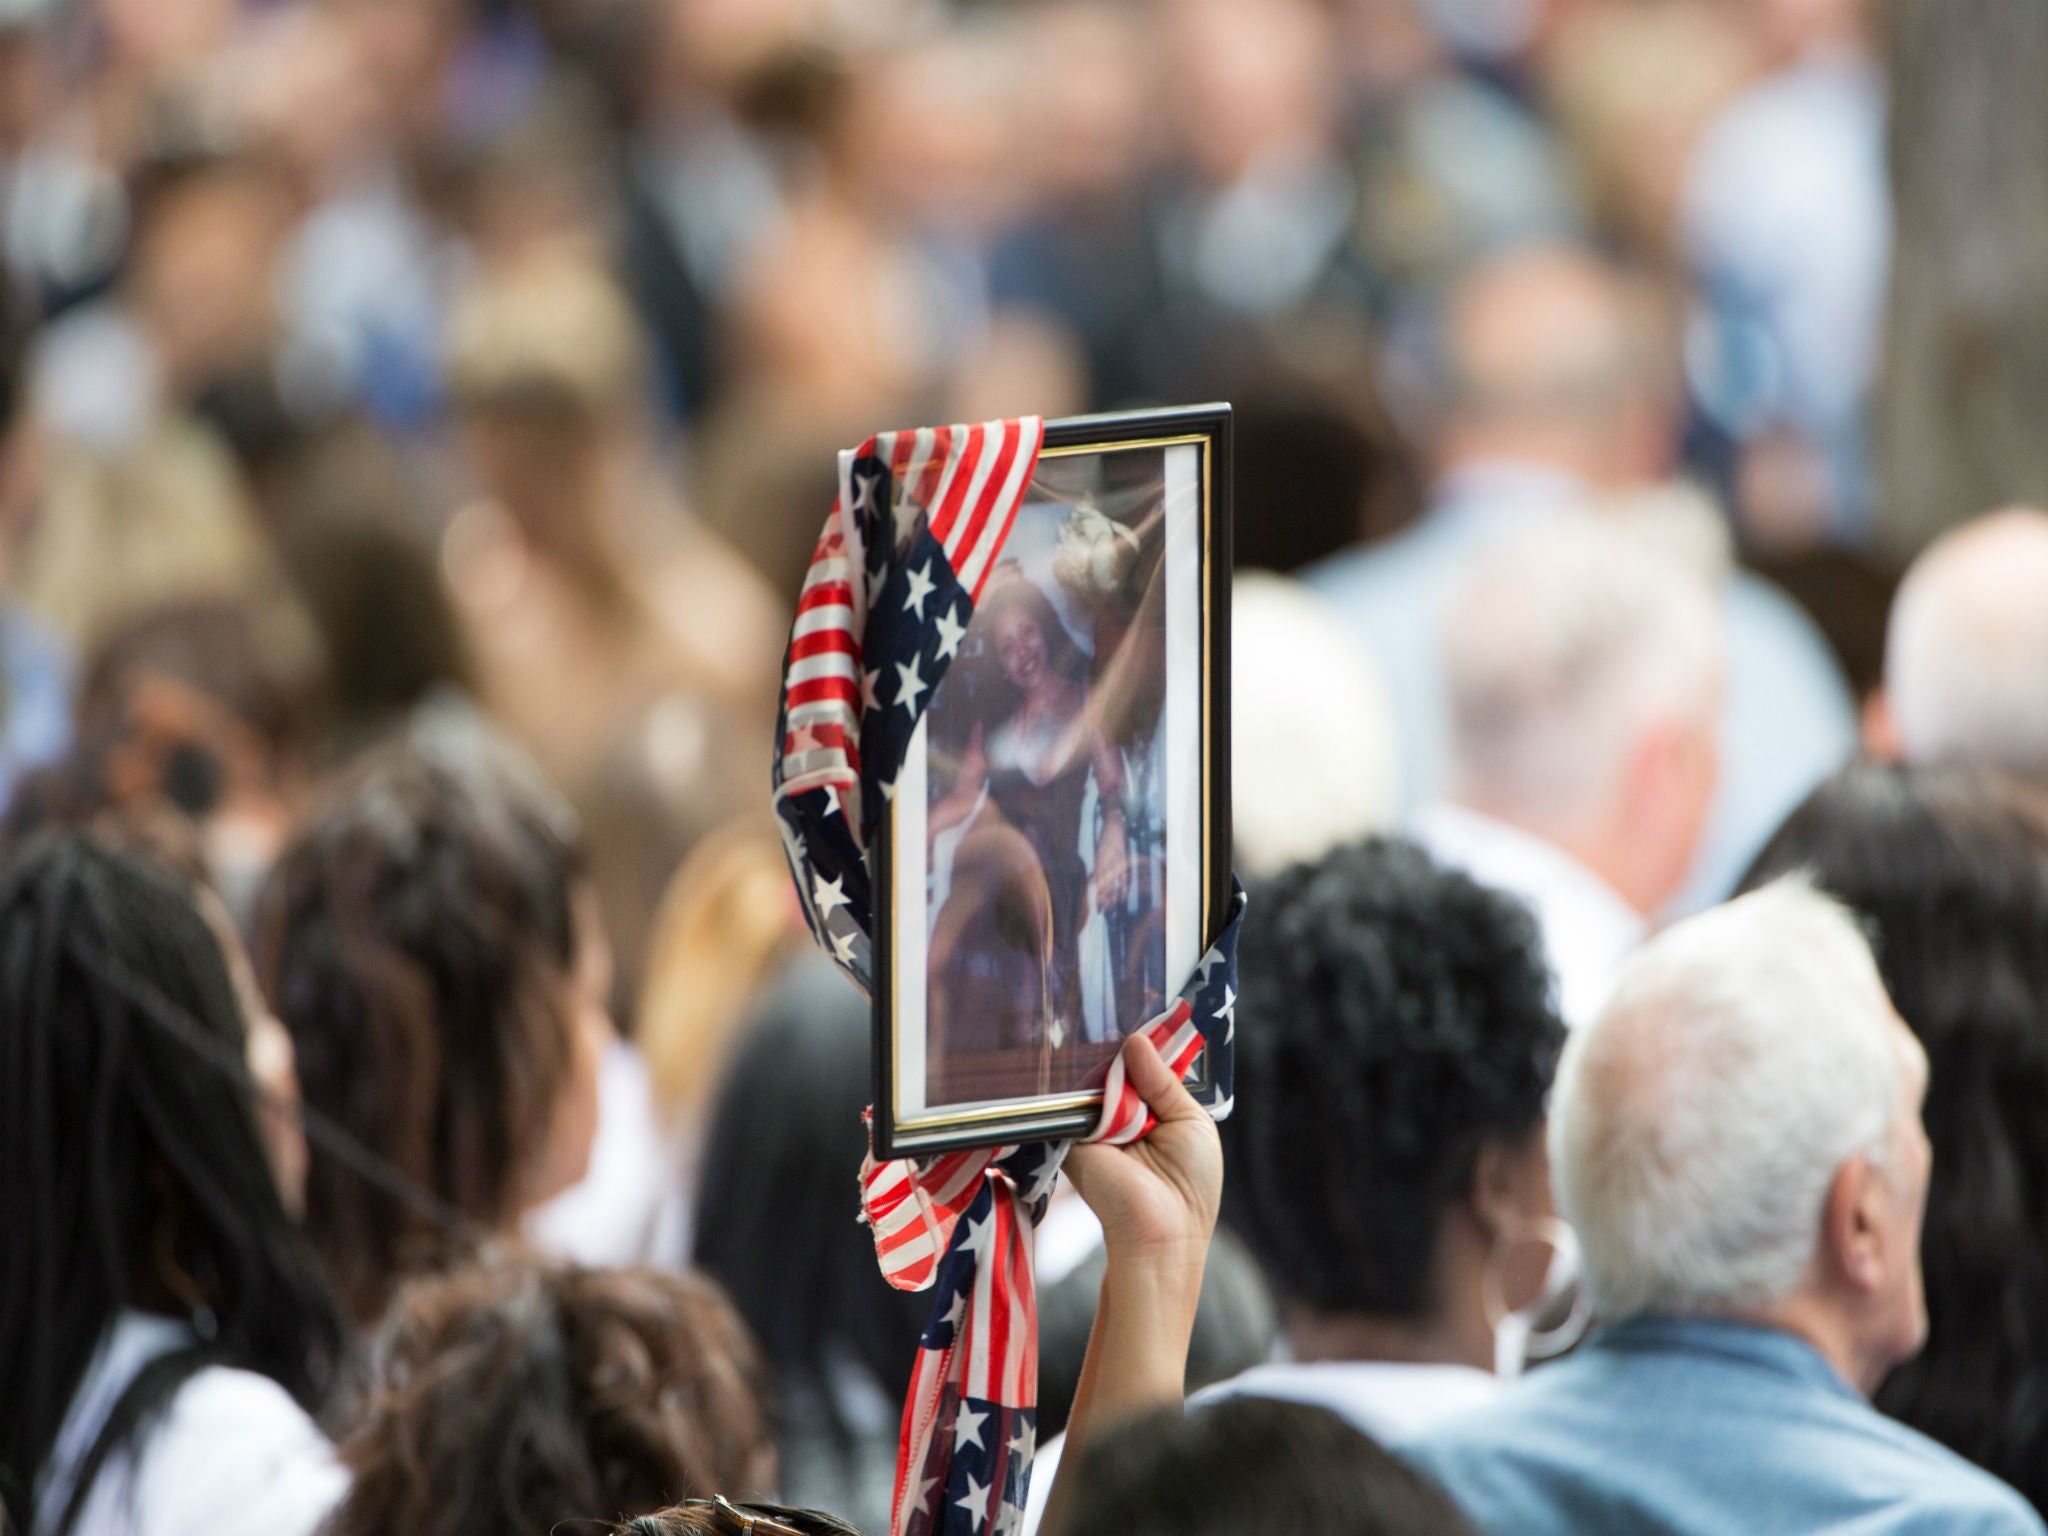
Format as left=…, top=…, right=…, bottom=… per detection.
left=1413, top=802, right=1646, bottom=1029
left=1019, top=1358, right=1501, bottom=1536
left=527, top=1038, right=689, bottom=1267
left=1190, top=1358, right=1504, bottom=1443
left=37, top=1312, right=347, bottom=1536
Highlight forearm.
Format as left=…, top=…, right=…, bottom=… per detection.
left=1039, top=1241, right=1207, bottom=1533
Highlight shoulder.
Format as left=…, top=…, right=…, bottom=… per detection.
left=1848, top=1413, right=2048, bottom=1535
left=1719, top=570, right=1857, bottom=727
left=1302, top=527, right=1437, bottom=605
left=127, top=1367, right=347, bottom=1536
left=1721, top=569, right=1848, bottom=676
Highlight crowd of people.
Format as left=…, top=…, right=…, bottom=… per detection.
left=5, top=0, right=2048, bottom=1532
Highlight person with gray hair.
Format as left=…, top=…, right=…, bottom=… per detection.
left=1402, top=880, right=2045, bottom=1536
left=1417, top=512, right=1722, bottom=1026
left=1874, top=507, right=2048, bottom=798
left=1304, top=242, right=1855, bottom=914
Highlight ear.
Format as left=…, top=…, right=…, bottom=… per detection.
left=1818, top=1152, right=1888, bottom=1296
left=1623, top=717, right=1712, bottom=826
left=1469, top=1129, right=1552, bottom=1243
left=1863, top=690, right=1901, bottom=763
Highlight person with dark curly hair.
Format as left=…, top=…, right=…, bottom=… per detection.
left=1210, top=836, right=1568, bottom=1439
left=254, top=738, right=606, bottom=1324
left=1739, top=762, right=2048, bottom=1517
left=325, top=1254, right=774, bottom=1536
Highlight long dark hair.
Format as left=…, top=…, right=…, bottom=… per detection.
left=255, top=742, right=583, bottom=1324
left=0, top=831, right=344, bottom=1534
left=1739, top=761, right=2048, bottom=1512
left=691, top=957, right=928, bottom=1451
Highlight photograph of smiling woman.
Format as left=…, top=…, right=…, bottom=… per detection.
left=921, top=491, right=1171, bottom=1109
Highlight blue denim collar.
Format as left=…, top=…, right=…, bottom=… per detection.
left=1592, top=1315, right=1859, bottom=1402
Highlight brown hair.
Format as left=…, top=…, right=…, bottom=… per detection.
left=255, top=743, right=583, bottom=1322
left=618, top=1501, right=866, bottom=1536
left=329, top=1254, right=775, bottom=1536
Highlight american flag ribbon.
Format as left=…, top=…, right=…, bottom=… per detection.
left=769, top=416, right=1242, bottom=1536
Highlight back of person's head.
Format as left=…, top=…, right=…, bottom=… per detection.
left=691, top=957, right=929, bottom=1449
left=1883, top=507, right=2048, bottom=789
left=79, top=597, right=327, bottom=783
left=1443, top=511, right=1721, bottom=913
left=1740, top=763, right=2048, bottom=1503
left=446, top=244, right=647, bottom=436
left=1553, top=879, right=1921, bottom=1340
left=1230, top=574, right=1399, bottom=877
left=1435, top=244, right=1676, bottom=485
left=1223, top=837, right=1564, bottom=1318
left=329, top=1255, right=773, bottom=1536
left=1059, top=1397, right=1474, bottom=1536
left=275, top=426, right=474, bottom=757
left=256, top=739, right=599, bottom=1322
left=0, top=831, right=341, bottom=1535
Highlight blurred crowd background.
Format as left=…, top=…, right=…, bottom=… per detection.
left=10, top=0, right=2048, bottom=1532
left=0, top=0, right=1916, bottom=1008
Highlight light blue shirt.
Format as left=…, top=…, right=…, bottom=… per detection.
left=1402, top=1317, right=2044, bottom=1536
left=1303, top=466, right=1858, bottom=913
left=0, top=607, right=72, bottom=813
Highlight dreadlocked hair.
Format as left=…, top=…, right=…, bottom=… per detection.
left=0, top=830, right=345, bottom=1536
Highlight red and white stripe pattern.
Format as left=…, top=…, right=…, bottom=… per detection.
left=861, top=990, right=1214, bottom=1536
left=779, top=515, right=864, bottom=804
left=773, top=410, right=1240, bottom=1536
left=775, top=417, right=1045, bottom=817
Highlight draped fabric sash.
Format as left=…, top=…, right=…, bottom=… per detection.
left=770, top=417, right=1240, bottom=1536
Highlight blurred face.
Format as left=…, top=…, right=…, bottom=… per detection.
left=525, top=884, right=612, bottom=1212
left=996, top=606, right=1050, bottom=694
left=133, top=170, right=294, bottom=394
left=1162, top=0, right=1335, bottom=181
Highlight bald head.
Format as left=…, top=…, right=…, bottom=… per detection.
left=1885, top=508, right=2048, bottom=787
left=1438, top=245, right=1676, bottom=486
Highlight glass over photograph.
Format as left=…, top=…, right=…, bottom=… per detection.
left=916, top=444, right=1185, bottom=1111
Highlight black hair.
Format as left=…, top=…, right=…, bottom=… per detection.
left=1738, top=761, right=2048, bottom=1512
left=1061, top=1397, right=1474, bottom=1536
left=1221, top=836, right=1565, bottom=1315
left=691, top=956, right=929, bottom=1462
left=0, top=831, right=344, bottom=1534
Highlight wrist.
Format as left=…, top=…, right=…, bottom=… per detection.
left=1099, top=1238, right=1207, bottom=1335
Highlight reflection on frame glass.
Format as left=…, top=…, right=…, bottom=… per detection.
left=873, top=406, right=1230, bottom=1158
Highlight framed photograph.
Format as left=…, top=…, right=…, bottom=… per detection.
left=872, top=404, right=1232, bottom=1158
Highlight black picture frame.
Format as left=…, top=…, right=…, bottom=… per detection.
left=871, top=403, right=1233, bottom=1159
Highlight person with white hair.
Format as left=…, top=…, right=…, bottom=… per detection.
left=1417, top=513, right=1722, bottom=1026
left=1874, top=507, right=2048, bottom=798
left=1402, top=879, right=2045, bottom=1536
left=1305, top=243, right=1856, bottom=913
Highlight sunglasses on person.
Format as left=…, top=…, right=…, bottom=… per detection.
left=625, top=1497, right=870, bottom=1536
